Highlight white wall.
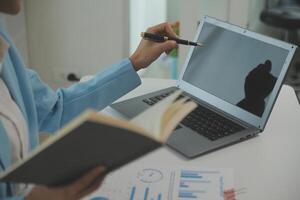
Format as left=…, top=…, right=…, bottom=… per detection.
left=247, top=0, right=281, bottom=38
left=1, top=6, right=29, bottom=66
left=25, top=0, right=129, bottom=88
left=228, top=0, right=250, bottom=27
left=130, top=0, right=167, bottom=55
left=178, top=0, right=232, bottom=69
left=23, top=0, right=283, bottom=87
left=167, top=0, right=180, bottom=22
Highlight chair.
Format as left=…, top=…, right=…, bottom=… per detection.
left=260, top=0, right=300, bottom=101
left=260, top=0, right=300, bottom=43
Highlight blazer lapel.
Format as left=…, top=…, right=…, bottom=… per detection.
left=1, top=55, right=27, bottom=123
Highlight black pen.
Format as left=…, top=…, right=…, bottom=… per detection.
left=141, top=32, right=203, bottom=47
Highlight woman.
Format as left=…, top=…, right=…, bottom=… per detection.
left=0, top=0, right=178, bottom=199
left=0, top=1, right=239, bottom=199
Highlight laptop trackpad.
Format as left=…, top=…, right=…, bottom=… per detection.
left=167, top=127, right=212, bottom=158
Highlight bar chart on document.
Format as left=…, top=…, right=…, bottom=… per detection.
left=84, top=166, right=233, bottom=200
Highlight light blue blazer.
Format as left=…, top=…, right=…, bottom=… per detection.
left=0, top=26, right=141, bottom=199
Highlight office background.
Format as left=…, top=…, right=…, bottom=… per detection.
left=1, top=0, right=298, bottom=94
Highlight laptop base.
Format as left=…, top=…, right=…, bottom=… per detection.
left=111, top=87, right=260, bottom=158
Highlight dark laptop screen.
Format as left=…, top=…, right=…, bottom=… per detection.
left=182, top=22, right=289, bottom=117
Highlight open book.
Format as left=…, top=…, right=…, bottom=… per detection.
left=0, top=90, right=197, bottom=186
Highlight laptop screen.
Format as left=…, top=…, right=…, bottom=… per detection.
left=182, top=22, right=290, bottom=117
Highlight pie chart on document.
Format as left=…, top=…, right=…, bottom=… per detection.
left=90, top=197, right=109, bottom=200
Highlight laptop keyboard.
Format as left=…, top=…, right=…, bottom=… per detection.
left=181, top=106, right=245, bottom=141
left=142, top=91, right=175, bottom=105
left=142, top=91, right=245, bottom=141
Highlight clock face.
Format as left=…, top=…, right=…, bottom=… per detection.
left=137, top=169, right=163, bottom=183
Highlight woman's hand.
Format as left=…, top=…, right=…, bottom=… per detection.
left=130, top=22, right=178, bottom=71
left=224, top=189, right=236, bottom=200
left=25, top=166, right=106, bottom=200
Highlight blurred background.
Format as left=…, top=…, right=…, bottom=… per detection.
left=1, top=0, right=300, bottom=101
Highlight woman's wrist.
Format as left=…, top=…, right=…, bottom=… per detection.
left=129, top=53, right=142, bottom=71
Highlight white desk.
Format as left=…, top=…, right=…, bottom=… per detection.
left=98, top=78, right=300, bottom=200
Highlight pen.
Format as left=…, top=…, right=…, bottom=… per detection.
left=141, top=32, right=203, bottom=47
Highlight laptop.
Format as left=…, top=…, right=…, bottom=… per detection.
left=111, top=16, right=297, bottom=158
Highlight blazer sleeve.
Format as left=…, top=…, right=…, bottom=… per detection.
left=26, top=58, right=141, bottom=133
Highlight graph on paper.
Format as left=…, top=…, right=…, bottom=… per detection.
left=84, top=166, right=233, bottom=200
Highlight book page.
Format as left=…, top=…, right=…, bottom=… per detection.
left=84, top=165, right=234, bottom=200
left=130, top=90, right=197, bottom=141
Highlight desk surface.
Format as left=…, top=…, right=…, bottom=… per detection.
left=102, top=78, right=300, bottom=200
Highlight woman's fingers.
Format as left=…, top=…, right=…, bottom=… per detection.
left=146, top=22, right=178, bottom=54
left=67, top=166, right=106, bottom=197
left=147, top=22, right=169, bottom=33
left=165, top=42, right=178, bottom=54
left=75, top=175, right=105, bottom=199
left=224, top=189, right=236, bottom=200
left=224, top=189, right=235, bottom=194
left=156, top=41, right=177, bottom=54
left=130, top=22, right=178, bottom=70
left=164, top=22, right=179, bottom=38
left=147, top=22, right=178, bottom=38
left=26, top=167, right=106, bottom=200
